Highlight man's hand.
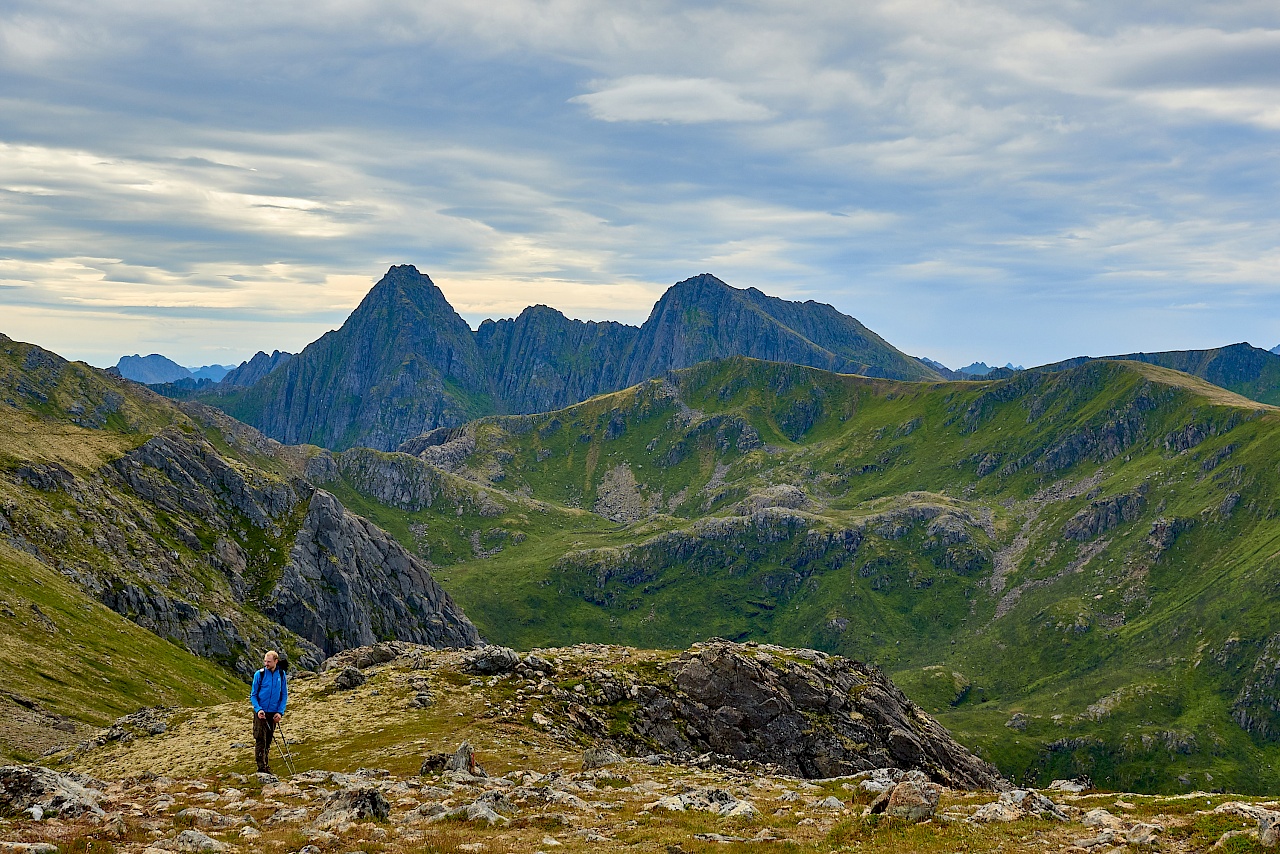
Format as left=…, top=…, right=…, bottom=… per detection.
left=272, top=713, right=282, bottom=723
left=257, top=710, right=265, bottom=719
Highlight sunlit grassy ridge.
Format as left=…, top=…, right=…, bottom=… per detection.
left=326, top=356, right=1280, bottom=792
left=0, top=338, right=324, bottom=759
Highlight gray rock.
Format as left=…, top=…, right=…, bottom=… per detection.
left=265, top=490, right=480, bottom=656
left=462, top=646, right=521, bottom=675
left=444, top=742, right=485, bottom=777
left=172, top=830, right=226, bottom=853
left=314, top=786, right=390, bottom=829
left=1259, top=810, right=1280, bottom=847
left=173, top=808, right=231, bottom=828
left=334, top=667, right=366, bottom=690
left=886, top=779, right=939, bottom=822
left=626, top=642, right=1006, bottom=788
left=581, top=748, right=623, bottom=771
left=0, top=765, right=104, bottom=818
left=473, top=790, right=515, bottom=816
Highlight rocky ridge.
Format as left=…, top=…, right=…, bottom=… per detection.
left=0, top=337, right=477, bottom=677
left=5, top=641, right=1277, bottom=853
left=173, top=267, right=940, bottom=451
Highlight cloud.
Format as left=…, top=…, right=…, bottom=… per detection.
left=571, top=76, right=772, bottom=123
left=1, top=0, right=1279, bottom=369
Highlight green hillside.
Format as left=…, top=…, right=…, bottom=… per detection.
left=319, top=356, right=1280, bottom=792
left=0, top=542, right=242, bottom=762
left=0, top=334, right=477, bottom=733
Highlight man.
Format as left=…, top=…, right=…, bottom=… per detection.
left=250, top=650, right=288, bottom=774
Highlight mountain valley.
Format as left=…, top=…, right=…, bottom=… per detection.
left=4, top=269, right=1280, bottom=805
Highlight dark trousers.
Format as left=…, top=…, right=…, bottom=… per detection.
left=253, top=713, right=277, bottom=773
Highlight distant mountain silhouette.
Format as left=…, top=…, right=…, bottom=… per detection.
left=116, top=354, right=191, bottom=384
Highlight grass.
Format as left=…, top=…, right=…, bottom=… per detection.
left=0, top=542, right=242, bottom=762
left=320, top=357, right=1280, bottom=793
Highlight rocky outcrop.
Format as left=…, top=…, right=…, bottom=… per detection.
left=265, top=490, right=479, bottom=656
left=615, top=642, right=1004, bottom=787
left=1062, top=490, right=1147, bottom=541
left=0, top=766, right=105, bottom=818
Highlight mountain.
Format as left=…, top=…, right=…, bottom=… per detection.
left=207, top=265, right=488, bottom=450
left=958, top=361, right=1024, bottom=377
left=0, top=334, right=477, bottom=704
left=1025, top=342, right=1280, bottom=405
left=115, top=353, right=191, bottom=384
left=475, top=305, right=638, bottom=414
left=190, top=363, right=234, bottom=382
left=305, top=355, right=1280, bottom=792
left=619, top=273, right=939, bottom=387
left=220, top=349, right=292, bottom=387
left=177, top=267, right=940, bottom=451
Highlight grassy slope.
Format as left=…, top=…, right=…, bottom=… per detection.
left=0, top=339, right=327, bottom=754
left=0, top=542, right=242, bottom=762
left=335, top=357, right=1280, bottom=792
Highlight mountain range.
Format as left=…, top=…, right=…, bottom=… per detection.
left=154, top=266, right=1280, bottom=457
left=165, top=266, right=941, bottom=451
left=115, top=354, right=234, bottom=384
left=11, top=265, right=1280, bottom=793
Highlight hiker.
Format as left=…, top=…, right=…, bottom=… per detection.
left=250, top=650, right=288, bottom=773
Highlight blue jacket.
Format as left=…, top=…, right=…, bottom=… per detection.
left=251, top=667, right=288, bottom=716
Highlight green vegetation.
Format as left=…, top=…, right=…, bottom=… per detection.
left=333, top=356, right=1280, bottom=792
left=0, top=542, right=241, bottom=762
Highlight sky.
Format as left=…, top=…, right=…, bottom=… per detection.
left=2, top=1, right=1279, bottom=370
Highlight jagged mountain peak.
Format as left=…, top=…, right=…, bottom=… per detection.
left=350, top=264, right=455, bottom=319
left=180, top=266, right=940, bottom=450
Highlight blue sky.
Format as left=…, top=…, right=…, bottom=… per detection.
left=2, top=0, right=1279, bottom=370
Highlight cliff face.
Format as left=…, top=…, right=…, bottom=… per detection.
left=220, top=350, right=292, bottom=387
left=0, top=337, right=479, bottom=675
left=266, top=490, right=479, bottom=655
left=476, top=305, right=638, bottom=415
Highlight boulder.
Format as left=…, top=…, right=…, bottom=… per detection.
left=644, top=788, right=755, bottom=817
left=172, top=830, right=226, bottom=853
left=473, top=790, right=515, bottom=816
left=1261, top=811, right=1280, bottom=847
left=971, top=789, right=1067, bottom=823
left=314, top=786, right=390, bottom=829
left=173, top=808, right=232, bottom=828
left=886, top=779, right=940, bottom=822
left=581, top=747, right=623, bottom=771
left=462, top=646, right=521, bottom=675
left=334, top=667, right=366, bottom=690
left=0, top=765, right=105, bottom=818
left=444, top=741, right=485, bottom=777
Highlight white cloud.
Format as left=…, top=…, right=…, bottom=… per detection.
left=571, top=76, right=772, bottom=124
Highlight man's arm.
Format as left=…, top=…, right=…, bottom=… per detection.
left=250, top=670, right=263, bottom=715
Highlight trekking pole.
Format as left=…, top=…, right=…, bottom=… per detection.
left=273, top=720, right=298, bottom=777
